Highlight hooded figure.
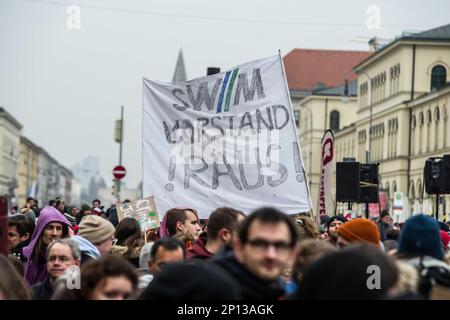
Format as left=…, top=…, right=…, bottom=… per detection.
left=23, top=206, right=72, bottom=286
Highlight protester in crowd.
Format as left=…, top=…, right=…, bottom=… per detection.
left=52, top=255, right=138, bottom=300
left=8, top=214, right=35, bottom=263
left=31, top=239, right=81, bottom=300
left=112, top=217, right=144, bottom=268
left=213, top=207, right=298, bottom=299
left=336, top=218, right=381, bottom=248
left=147, top=237, right=185, bottom=275
left=139, top=262, right=242, bottom=300
left=55, top=198, right=65, bottom=214
left=318, top=214, right=330, bottom=234
left=10, top=205, right=18, bottom=215
left=172, top=232, right=195, bottom=250
left=0, top=254, right=31, bottom=300
left=378, top=210, right=394, bottom=242
left=159, top=208, right=201, bottom=240
left=23, top=206, right=72, bottom=286
left=19, top=197, right=36, bottom=224
left=393, top=260, right=420, bottom=299
left=292, top=215, right=320, bottom=240
left=108, top=207, right=119, bottom=227
left=440, top=230, right=450, bottom=252
left=294, top=244, right=399, bottom=300
left=81, top=255, right=138, bottom=300
left=291, top=239, right=336, bottom=285
left=137, top=242, right=154, bottom=289
left=92, top=199, right=102, bottom=210
left=324, top=215, right=348, bottom=246
left=107, top=200, right=128, bottom=227
left=383, top=239, right=399, bottom=254
left=92, top=207, right=107, bottom=219
left=77, top=215, right=115, bottom=257
left=70, top=235, right=101, bottom=265
left=187, top=207, right=245, bottom=260
left=63, top=206, right=79, bottom=227
left=76, top=204, right=92, bottom=225
left=397, top=214, right=450, bottom=299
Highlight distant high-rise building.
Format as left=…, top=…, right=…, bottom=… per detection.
left=71, top=156, right=102, bottom=203
left=172, top=49, right=187, bottom=82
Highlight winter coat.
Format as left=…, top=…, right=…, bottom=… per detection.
left=10, top=238, right=31, bottom=264
left=378, top=221, right=394, bottom=242
left=31, top=277, right=54, bottom=300
left=406, top=256, right=450, bottom=299
left=111, top=240, right=143, bottom=268
left=186, top=233, right=214, bottom=260
left=212, top=250, right=284, bottom=300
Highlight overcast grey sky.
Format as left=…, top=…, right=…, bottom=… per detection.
left=1, top=0, right=449, bottom=189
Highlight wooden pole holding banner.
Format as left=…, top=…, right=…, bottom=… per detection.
left=0, top=196, right=8, bottom=256
left=278, top=49, right=314, bottom=219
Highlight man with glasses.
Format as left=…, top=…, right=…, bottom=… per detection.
left=213, top=207, right=298, bottom=299
left=31, top=239, right=81, bottom=300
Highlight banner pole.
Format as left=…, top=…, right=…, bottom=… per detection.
left=278, top=49, right=313, bottom=214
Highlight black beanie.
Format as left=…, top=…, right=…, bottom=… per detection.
left=380, top=210, right=390, bottom=220
left=325, top=215, right=348, bottom=232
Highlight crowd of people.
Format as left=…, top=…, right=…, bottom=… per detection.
left=1, top=196, right=450, bottom=300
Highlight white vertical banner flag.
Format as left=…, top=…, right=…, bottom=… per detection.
left=142, top=55, right=312, bottom=219
left=316, top=130, right=334, bottom=225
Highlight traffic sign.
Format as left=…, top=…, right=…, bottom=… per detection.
left=113, top=165, right=127, bottom=180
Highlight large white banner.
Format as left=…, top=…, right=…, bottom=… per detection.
left=316, top=130, right=334, bottom=224
left=143, top=55, right=312, bottom=219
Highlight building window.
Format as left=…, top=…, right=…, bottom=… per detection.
left=431, top=65, right=447, bottom=91
left=330, top=111, right=340, bottom=131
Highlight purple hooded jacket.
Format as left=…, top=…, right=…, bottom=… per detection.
left=23, top=206, right=72, bottom=286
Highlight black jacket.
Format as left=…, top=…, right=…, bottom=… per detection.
left=10, top=239, right=31, bottom=264
left=32, top=277, right=54, bottom=300
left=212, top=250, right=284, bottom=300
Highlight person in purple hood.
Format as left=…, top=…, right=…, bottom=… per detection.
left=23, top=206, right=72, bottom=286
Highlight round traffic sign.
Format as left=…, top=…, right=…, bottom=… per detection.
left=113, top=165, right=127, bottom=180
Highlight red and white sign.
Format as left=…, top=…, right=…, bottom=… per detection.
left=113, top=165, right=127, bottom=180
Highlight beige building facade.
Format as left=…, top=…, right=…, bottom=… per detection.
left=294, top=24, right=450, bottom=219
left=0, top=107, right=22, bottom=198
left=17, top=136, right=40, bottom=206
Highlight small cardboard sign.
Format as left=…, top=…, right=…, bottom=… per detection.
left=116, top=196, right=160, bottom=231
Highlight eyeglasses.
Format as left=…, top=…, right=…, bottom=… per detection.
left=48, top=255, right=72, bottom=263
left=247, top=239, right=292, bottom=253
